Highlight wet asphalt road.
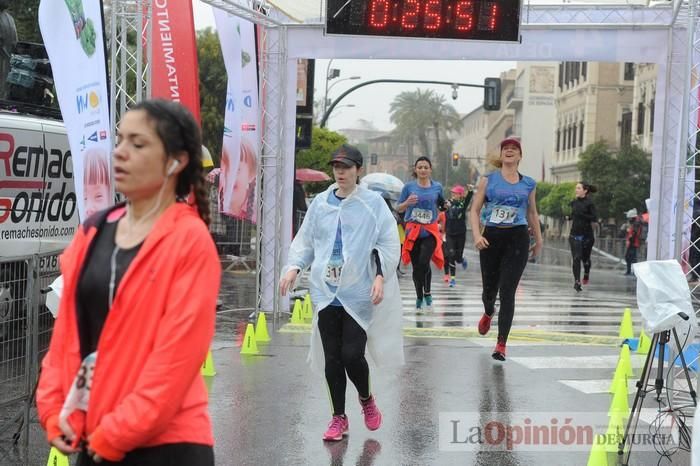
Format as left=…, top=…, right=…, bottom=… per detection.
left=2, top=243, right=692, bottom=465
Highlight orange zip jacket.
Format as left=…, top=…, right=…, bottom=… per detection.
left=401, top=221, right=444, bottom=270
left=36, top=203, right=221, bottom=461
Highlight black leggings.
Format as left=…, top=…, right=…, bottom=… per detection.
left=444, top=234, right=466, bottom=276
left=77, top=443, right=214, bottom=466
left=410, top=235, right=437, bottom=300
left=569, top=235, right=594, bottom=282
left=318, top=306, right=370, bottom=416
left=479, top=226, right=530, bottom=343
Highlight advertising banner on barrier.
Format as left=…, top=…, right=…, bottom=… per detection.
left=39, top=0, right=112, bottom=222
left=238, top=20, right=260, bottom=224
left=214, top=11, right=260, bottom=223
left=214, top=8, right=242, bottom=219
left=150, top=0, right=201, bottom=123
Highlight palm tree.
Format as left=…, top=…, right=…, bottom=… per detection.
left=389, top=89, right=463, bottom=182
left=389, top=89, right=436, bottom=159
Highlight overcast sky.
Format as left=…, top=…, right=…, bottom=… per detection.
left=192, top=1, right=515, bottom=132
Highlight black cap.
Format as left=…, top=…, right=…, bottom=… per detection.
left=329, top=144, right=363, bottom=168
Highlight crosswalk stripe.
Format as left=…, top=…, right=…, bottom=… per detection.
left=509, top=354, right=646, bottom=369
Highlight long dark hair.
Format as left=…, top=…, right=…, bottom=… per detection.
left=412, top=156, right=432, bottom=178
left=132, top=99, right=211, bottom=225
left=579, top=181, right=597, bottom=195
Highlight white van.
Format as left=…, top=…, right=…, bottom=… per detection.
left=0, top=41, right=76, bottom=344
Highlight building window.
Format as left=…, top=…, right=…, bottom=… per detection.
left=637, top=102, right=645, bottom=135
left=370, top=153, right=378, bottom=165
left=579, top=121, right=584, bottom=147
left=556, top=129, right=560, bottom=152
left=582, top=62, right=587, bottom=81
left=568, top=125, right=574, bottom=150
left=573, top=62, right=580, bottom=84
left=572, top=125, right=577, bottom=149
left=620, top=111, right=633, bottom=147
left=650, top=99, right=655, bottom=133
left=558, top=63, right=564, bottom=90
left=624, top=63, right=635, bottom=81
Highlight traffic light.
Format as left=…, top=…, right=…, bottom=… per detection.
left=452, top=153, right=459, bottom=167
left=483, top=77, right=501, bottom=111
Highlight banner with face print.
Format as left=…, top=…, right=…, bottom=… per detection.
left=214, top=11, right=260, bottom=223
left=213, top=8, right=242, bottom=219
left=39, top=0, right=112, bottom=221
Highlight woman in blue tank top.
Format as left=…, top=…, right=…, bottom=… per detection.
left=397, top=157, right=447, bottom=310
left=469, top=137, right=543, bottom=361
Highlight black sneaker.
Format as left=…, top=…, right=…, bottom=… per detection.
left=574, top=281, right=582, bottom=292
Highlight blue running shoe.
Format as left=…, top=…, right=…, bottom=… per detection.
left=461, top=258, right=468, bottom=270
left=424, top=295, right=433, bottom=307
left=416, top=298, right=423, bottom=310
left=449, top=278, right=456, bottom=287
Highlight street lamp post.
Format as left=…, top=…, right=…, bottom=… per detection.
left=325, top=75, right=361, bottom=114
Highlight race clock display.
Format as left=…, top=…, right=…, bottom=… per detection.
left=326, top=0, right=521, bottom=42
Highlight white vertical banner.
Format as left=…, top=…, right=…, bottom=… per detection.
left=38, top=0, right=112, bottom=221
left=213, top=8, right=242, bottom=219
left=239, top=19, right=260, bottom=224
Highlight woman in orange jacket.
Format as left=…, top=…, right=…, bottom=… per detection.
left=36, top=100, right=221, bottom=465
left=396, top=157, right=447, bottom=310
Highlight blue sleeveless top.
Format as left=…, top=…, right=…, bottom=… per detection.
left=481, top=171, right=536, bottom=227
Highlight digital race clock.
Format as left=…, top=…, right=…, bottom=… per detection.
left=326, top=0, right=521, bottom=42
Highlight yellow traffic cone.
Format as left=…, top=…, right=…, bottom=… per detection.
left=587, top=434, right=609, bottom=466
left=201, top=349, right=216, bottom=376
left=255, top=312, right=271, bottom=342
left=608, top=363, right=627, bottom=394
left=618, top=308, right=634, bottom=340
left=240, top=323, right=259, bottom=355
left=46, top=447, right=70, bottom=466
left=291, top=299, right=303, bottom=324
left=604, top=411, right=626, bottom=452
left=302, top=293, right=313, bottom=320
left=609, top=384, right=630, bottom=418
left=637, top=329, right=652, bottom=354
left=619, top=344, right=634, bottom=378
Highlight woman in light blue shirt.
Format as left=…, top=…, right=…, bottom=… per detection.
left=469, top=138, right=543, bottom=361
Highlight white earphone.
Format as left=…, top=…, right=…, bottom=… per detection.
left=166, top=159, right=180, bottom=176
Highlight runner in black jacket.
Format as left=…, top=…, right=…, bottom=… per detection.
left=443, top=185, right=473, bottom=287
left=569, top=182, right=598, bottom=291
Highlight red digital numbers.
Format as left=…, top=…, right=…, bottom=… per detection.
left=424, top=0, right=443, bottom=31
left=454, top=1, right=474, bottom=31
left=487, top=3, right=498, bottom=30
left=369, top=0, right=391, bottom=28
left=368, top=0, right=500, bottom=35
left=401, top=0, right=420, bottom=29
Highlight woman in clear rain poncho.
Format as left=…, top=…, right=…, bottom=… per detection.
left=279, top=145, right=403, bottom=442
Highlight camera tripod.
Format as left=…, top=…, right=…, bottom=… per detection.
left=618, top=329, right=697, bottom=465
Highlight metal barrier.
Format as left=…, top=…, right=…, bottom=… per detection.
left=0, top=252, right=60, bottom=464
left=207, top=179, right=258, bottom=314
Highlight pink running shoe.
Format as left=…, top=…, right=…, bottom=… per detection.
left=360, top=395, right=382, bottom=431
left=323, top=415, right=349, bottom=441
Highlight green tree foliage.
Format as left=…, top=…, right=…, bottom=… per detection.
left=389, top=89, right=463, bottom=185
left=8, top=1, right=41, bottom=44
left=536, top=181, right=554, bottom=213
left=578, top=141, right=651, bottom=221
left=539, top=182, right=575, bottom=219
left=197, top=28, right=227, bottom=167
left=296, top=126, right=347, bottom=194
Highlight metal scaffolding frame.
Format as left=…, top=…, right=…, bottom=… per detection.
left=109, top=0, right=152, bottom=129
